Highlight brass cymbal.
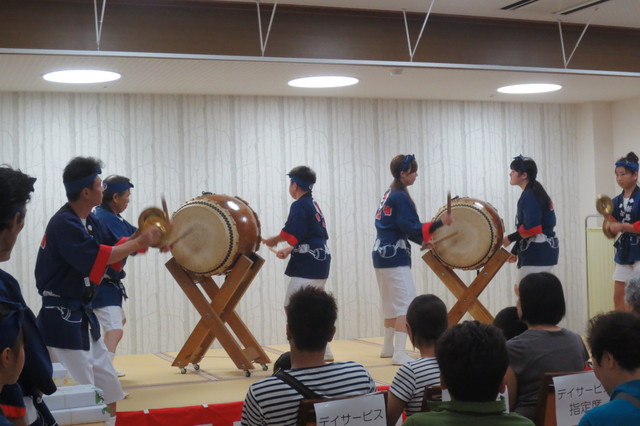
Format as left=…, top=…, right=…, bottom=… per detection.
left=596, top=194, right=614, bottom=216
left=602, top=216, right=616, bottom=239
left=138, top=207, right=170, bottom=246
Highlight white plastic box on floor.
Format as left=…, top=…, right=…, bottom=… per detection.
left=43, top=384, right=104, bottom=410
left=50, top=404, right=111, bottom=425
left=44, top=383, right=110, bottom=425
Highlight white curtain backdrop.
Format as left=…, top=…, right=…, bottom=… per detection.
left=0, top=92, right=585, bottom=355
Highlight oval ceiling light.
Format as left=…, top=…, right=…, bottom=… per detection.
left=288, top=76, right=359, bottom=88
left=42, top=70, right=122, bottom=84
left=497, top=83, right=562, bottom=94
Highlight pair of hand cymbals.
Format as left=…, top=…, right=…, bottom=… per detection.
left=595, top=195, right=616, bottom=239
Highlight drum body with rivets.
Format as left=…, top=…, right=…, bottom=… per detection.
left=430, top=197, right=504, bottom=270
left=170, top=194, right=261, bottom=276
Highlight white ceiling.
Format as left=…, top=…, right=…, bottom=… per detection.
left=1, top=0, right=639, bottom=103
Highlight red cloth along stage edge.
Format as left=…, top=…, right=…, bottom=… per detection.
left=116, top=386, right=390, bottom=426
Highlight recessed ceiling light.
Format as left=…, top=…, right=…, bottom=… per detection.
left=497, top=83, right=562, bottom=94
left=42, top=70, right=122, bottom=84
left=288, top=76, right=359, bottom=88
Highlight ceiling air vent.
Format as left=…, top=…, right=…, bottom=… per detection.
left=501, top=0, right=541, bottom=10
left=556, top=0, right=611, bottom=15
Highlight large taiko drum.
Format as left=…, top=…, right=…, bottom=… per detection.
left=430, top=197, right=504, bottom=271
left=170, top=193, right=261, bottom=276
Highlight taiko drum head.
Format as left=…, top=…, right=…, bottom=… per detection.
left=170, top=194, right=261, bottom=276
left=430, top=197, right=504, bottom=270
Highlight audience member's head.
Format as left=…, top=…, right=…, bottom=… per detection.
left=0, top=166, right=36, bottom=262
left=0, top=299, right=25, bottom=388
left=406, top=294, right=448, bottom=348
left=518, top=272, right=565, bottom=326
left=493, top=306, right=528, bottom=340
left=287, top=287, right=337, bottom=352
left=587, top=311, right=640, bottom=394
left=625, top=275, right=640, bottom=315
left=436, top=321, right=508, bottom=402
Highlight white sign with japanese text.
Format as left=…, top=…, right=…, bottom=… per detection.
left=553, top=371, right=607, bottom=426
left=314, top=393, right=386, bottom=426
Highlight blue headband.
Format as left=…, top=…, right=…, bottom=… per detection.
left=615, top=160, right=639, bottom=173
left=288, top=175, right=313, bottom=192
left=401, top=154, right=416, bottom=172
left=1, top=178, right=36, bottom=223
left=0, top=298, right=25, bottom=351
left=104, top=181, right=134, bottom=194
left=64, top=168, right=101, bottom=195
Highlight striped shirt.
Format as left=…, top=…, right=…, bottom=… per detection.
left=389, top=357, right=440, bottom=417
left=241, top=361, right=377, bottom=425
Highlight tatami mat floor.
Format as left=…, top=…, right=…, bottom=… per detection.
left=114, top=337, right=417, bottom=412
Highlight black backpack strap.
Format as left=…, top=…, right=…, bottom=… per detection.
left=275, top=370, right=322, bottom=400
left=614, top=392, right=640, bottom=410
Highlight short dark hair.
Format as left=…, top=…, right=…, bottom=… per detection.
left=436, top=321, right=508, bottom=402
left=519, top=272, right=565, bottom=326
left=63, top=157, right=103, bottom=202
left=493, top=306, right=527, bottom=340
left=0, top=166, right=35, bottom=232
left=287, top=287, right=337, bottom=352
left=101, top=175, right=132, bottom=208
left=406, top=294, right=448, bottom=348
left=288, top=166, right=316, bottom=185
left=588, top=311, right=640, bottom=371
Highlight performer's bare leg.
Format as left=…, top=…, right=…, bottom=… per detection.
left=614, top=280, right=629, bottom=311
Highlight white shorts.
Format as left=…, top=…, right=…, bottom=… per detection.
left=284, top=277, right=327, bottom=307
left=375, top=266, right=416, bottom=319
left=516, top=265, right=554, bottom=285
left=48, top=338, right=124, bottom=405
left=613, top=261, right=640, bottom=282
left=94, top=306, right=125, bottom=332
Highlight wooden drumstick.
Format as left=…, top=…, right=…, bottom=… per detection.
left=166, top=225, right=196, bottom=246
left=261, top=238, right=279, bottom=255
left=161, top=195, right=169, bottom=220
left=447, top=191, right=451, bottom=215
left=431, top=231, right=458, bottom=245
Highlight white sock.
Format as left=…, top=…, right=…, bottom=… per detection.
left=109, top=352, right=116, bottom=362
left=383, top=327, right=395, bottom=349
left=105, top=415, right=116, bottom=426
left=393, top=331, right=408, bottom=354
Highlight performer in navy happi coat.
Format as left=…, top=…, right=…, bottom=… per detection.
left=373, top=154, right=452, bottom=366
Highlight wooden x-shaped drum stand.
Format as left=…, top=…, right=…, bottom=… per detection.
left=165, top=253, right=271, bottom=376
left=422, top=248, right=510, bottom=326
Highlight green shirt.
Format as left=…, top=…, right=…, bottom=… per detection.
left=402, top=399, right=535, bottom=426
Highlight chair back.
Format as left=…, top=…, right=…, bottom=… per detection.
left=420, top=385, right=443, bottom=412
left=297, top=391, right=387, bottom=426
left=533, top=371, right=588, bottom=426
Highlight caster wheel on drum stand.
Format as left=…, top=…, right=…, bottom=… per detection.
left=180, top=367, right=187, bottom=375
left=244, top=370, right=251, bottom=377
left=261, top=364, right=268, bottom=371
left=193, top=363, right=200, bottom=371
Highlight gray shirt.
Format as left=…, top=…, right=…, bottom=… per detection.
left=507, top=328, right=589, bottom=419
